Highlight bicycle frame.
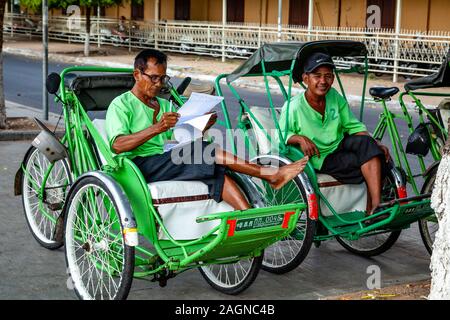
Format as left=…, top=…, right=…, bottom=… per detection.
left=372, top=91, right=450, bottom=195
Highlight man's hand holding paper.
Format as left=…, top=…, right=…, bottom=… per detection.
left=164, top=93, right=223, bottom=151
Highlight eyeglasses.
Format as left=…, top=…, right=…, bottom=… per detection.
left=140, top=71, right=171, bottom=84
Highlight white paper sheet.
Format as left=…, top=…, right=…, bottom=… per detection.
left=176, top=92, right=224, bottom=125
left=164, top=93, right=222, bottom=151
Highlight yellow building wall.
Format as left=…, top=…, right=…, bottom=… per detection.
left=266, top=0, right=289, bottom=25
left=313, top=0, right=339, bottom=27
left=38, top=0, right=450, bottom=32
left=191, top=0, right=209, bottom=21
left=428, top=0, right=450, bottom=31
left=340, top=0, right=366, bottom=28
left=260, top=0, right=268, bottom=24
left=161, top=0, right=175, bottom=20
left=245, top=0, right=262, bottom=24
left=105, top=6, right=117, bottom=18
left=117, top=2, right=130, bottom=19
left=207, top=0, right=222, bottom=22
left=144, top=0, right=156, bottom=21
left=401, top=0, right=428, bottom=31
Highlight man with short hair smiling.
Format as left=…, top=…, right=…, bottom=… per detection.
left=105, top=49, right=308, bottom=211
left=279, top=52, right=391, bottom=218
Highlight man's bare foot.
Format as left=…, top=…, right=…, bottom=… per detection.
left=269, top=157, right=309, bottom=190
left=363, top=203, right=390, bottom=225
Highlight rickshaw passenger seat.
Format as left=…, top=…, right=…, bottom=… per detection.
left=66, top=74, right=135, bottom=111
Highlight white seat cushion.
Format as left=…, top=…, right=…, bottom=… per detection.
left=317, top=173, right=367, bottom=216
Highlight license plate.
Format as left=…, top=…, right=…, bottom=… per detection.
left=235, top=214, right=285, bottom=231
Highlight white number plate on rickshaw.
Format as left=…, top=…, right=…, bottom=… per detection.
left=235, top=214, right=285, bottom=231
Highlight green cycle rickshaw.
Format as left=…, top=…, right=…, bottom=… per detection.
left=14, top=66, right=307, bottom=299
left=214, top=40, right=436, bottom=274
left=370, top=49, right=450, bottom=254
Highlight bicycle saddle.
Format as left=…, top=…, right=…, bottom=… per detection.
left=369, top=86, right=399, bottom=100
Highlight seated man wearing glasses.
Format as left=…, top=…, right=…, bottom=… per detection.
left=105, top=49, right=308, bottom=210
left=279, top=52, right=391, bottom=219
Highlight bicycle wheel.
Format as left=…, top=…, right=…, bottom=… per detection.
left=22, top=146, right=71, bottom=249
left=336, top=172, right=402, bottom=257
left=418, top=167, right=438, bottom=255
left=251, top=156, right=316, bottom=274
left=199, top=255, right=263, bottom=295
left=64, top=176, right=134, bottom=300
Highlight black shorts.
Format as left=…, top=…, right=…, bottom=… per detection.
left=132, top=140, right=226, bottom=202
left=318, top=135, right=388, bottom=184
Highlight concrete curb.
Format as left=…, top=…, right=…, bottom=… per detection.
left=0, top=130, right=65, bottom=141
left=0, top=130, right=40, bottom=141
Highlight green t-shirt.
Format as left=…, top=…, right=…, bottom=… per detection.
left=279, top=87, right=367, bottom=170
left=105, top=91, right=173, bottom=159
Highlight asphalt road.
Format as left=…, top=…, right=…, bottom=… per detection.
left=1, top=54, right=434, bottom=300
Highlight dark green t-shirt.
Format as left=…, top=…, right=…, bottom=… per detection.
left=279, top=88, right=367, bottom=170
left=105, top=91, right=173, bottom=159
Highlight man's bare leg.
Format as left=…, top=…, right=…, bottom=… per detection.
left=215, top=149, right=308, bottom=190
left=361, top=156, right=382, bottom=214
left=365, top=189, right=372, bottom=213
left=221, top=175, right=251, bottom=210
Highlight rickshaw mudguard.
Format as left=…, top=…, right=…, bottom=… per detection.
left=422, top=160, right=440, bottom=181
left=59, top=170, right=138, bottom=245
left=14, top=145, right=36, bottom=196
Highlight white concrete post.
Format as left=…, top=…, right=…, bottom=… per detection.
left=97, top=5, right=100, bottom=48
left=42, top=0, right=48, bottom=120
left=393, top=0, right=402, bottom=83
left=10, top=0, right=13, bottom=37
left=277, top=0, right=282, bottom=42
left=308, top=0, right=314, bottom=40
left=155, top=0, right=159, bottom=49
left=222, top=0, right=227, bottom=62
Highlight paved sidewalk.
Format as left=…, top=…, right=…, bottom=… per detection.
left=5, top=100, right=62, bottom=127
left=0, top=100, right=64, bottom=140
left=4, top=36, right=450, bottom=109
